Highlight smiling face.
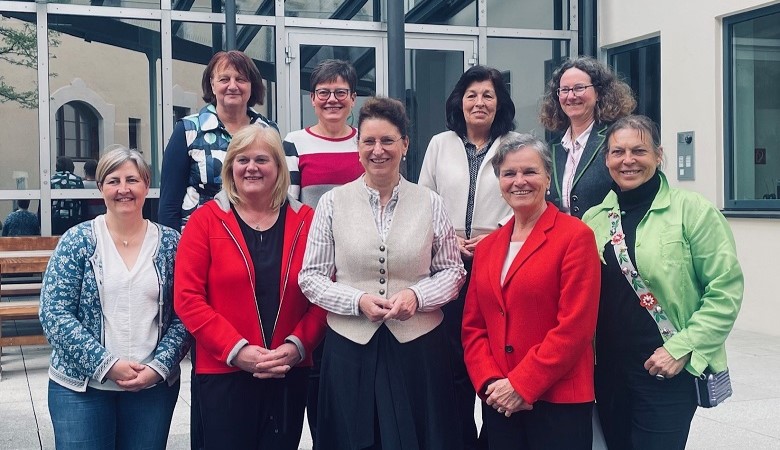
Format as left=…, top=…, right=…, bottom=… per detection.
left=606, top=127, right=663, bottom=191
left=211, top=63, right=251, bottom=111
left=498, top=147, right=551, bottom=215
left=358, top=118, right=408, bottom=186
left=100, top=161, right=149, bottom=217
left=231, top=139, right=280, bottom=200
left=311, top=76, right=356, bottom=128
left=558, top=67, right=598, bottom=126
left=462, top=80, right=498, bottom=133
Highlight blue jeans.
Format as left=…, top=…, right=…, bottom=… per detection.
left=48, top=379, right=180, bottom=450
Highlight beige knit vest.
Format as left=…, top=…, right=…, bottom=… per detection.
left=329, top=178, right=443, bottom=344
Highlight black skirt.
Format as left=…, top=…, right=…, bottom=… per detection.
left=317, top=323, right=463, bottom=450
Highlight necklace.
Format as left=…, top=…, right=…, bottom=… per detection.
left=108, top=221, right=146, bottom=249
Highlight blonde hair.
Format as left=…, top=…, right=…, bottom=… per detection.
left=221, top=124, right=290, bottom=209
left=96, top=146, right=151, bottom=187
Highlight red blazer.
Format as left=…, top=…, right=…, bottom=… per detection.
left=174, top=195, right=327, bottom=374
left=462, top=203, right=600, bottom=405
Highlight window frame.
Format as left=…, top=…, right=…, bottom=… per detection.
left=723, top=4, right=780, bottom=213
left=55, top=101, right=100, bottom=162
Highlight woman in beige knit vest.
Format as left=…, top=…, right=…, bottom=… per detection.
left=299, top=96, right=467, bottom=450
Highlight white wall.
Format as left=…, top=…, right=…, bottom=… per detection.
left=600, top=0, right=780, bottom=335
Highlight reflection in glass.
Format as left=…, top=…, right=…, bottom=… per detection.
left=405, top=49, right=464, bottom=182
left=0, top=14, right=41, bottom=190
left=47, top=14, right=161, bottom=195
left=173, top=0, right=274, bottom=14
left=298, top=45, right=376, bottom=129
left=609, top=38, right=661, bottom=127
left=46, top=0, right=161, bottom=10
left=487, top=38, right=568, bottom=138
left=1, top=200, right=41, bottom=237
left=286, top=0, right=377, bottom=21
left=730, top=11, right=780, bottom=201
left=487, top=0, right=568, bottom=29
left=405, top=0, right=476, bottom=26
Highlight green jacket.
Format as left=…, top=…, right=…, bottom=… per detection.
left=582, top=172, right=743, bottom=376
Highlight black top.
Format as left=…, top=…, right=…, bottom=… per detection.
left=234, top=202, right=286, bottom=347
left=596, top=171, right=664, bottom=362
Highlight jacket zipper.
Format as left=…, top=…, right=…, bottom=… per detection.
left=221, top=221, right=267, bottom=348
left=270, top=219, right=305, bottom=345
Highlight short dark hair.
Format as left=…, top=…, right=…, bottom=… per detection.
left=201, top=50, right=266, bottom=106
left=604, top=115, right=663, bottom=160
left=445, top=65, right=516, bottom=140
left=56, top=156, right=74, bottom=173
left=358, top=97, right=410, bottom=138
left=83, top=159, right=98, bottom=178
left=540, top=56, right=636, bottom=132
left=310, top=59, right=357, bottom=92
left=17, top=199, right=30, bottom=210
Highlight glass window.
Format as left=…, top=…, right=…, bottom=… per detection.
left=608, top=37, right=661, bottom=127
left=405, top=0, right=476, bottom=26
left=52, top=0, right=161, bottom=10
left=0, top=13, right=40, bottom=190
left=173, top=0, right=274, bottom=15
left=56, top=102, right=99, bottom=161
left=1, top=199, right=41, bottom=237
left=48, top=14, right=161, bottom=194
left=487, top=37, right=568, bottom=138
left=725, top=6, right=780, bottom=209
left=286, top=0, right=378, bottom=21
left=487, top=0, right=568, bottom=30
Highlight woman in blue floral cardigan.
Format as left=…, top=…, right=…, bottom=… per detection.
left=40, top=147, right=190, bottom=450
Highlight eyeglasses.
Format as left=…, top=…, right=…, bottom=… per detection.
left=314, top=88, right=351, bottom=101
left=556, top=84, right=595, bottom=97
left=359, top=136, right=403, bottom=149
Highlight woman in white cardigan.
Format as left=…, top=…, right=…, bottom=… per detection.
left=417, top=65, right=517, bottom=450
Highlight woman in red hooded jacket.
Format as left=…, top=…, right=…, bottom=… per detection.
left=174, top=123, right=326, bottom=450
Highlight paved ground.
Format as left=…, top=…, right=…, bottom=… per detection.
left=1, top=320, right=779, bottom=450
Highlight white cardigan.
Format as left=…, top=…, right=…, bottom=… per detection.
left=418, top=130, right=515, bottom=238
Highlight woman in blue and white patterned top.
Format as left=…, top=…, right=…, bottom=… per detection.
left=40, top=147, right=190, bottom=450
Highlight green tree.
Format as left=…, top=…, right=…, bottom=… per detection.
left=0, top=19, right=59, bottom=109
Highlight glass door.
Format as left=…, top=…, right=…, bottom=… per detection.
left=286, top=31, right=385, bottom=133
left=405, top=37, right=476, bottom=181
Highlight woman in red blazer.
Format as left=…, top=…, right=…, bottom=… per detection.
left=174, top=124, right=326, bottom=449
left=462, top=134, right=600, bottom=450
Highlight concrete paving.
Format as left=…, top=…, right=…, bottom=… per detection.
left=1, top=321, right=779, bottom=450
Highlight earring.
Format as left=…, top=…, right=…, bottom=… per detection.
left=546, top=188, right=551, bottom=196
left=402, top=154, right=407, bottom=161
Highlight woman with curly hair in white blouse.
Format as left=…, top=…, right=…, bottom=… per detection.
left=40, top=147, right=190, bottom=450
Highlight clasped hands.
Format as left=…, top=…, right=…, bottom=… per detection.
left=457, top=235, right=487, bottom=259
left=234, top=342, right=302, bottom=379
left=359, top=288, right=418, bottom=322
left=108, top=359, right=162, bottom=392
left=485, top=378, right=532, bottom=418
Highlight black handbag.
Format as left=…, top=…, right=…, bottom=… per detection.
left=695, top=369, right=733, bottom=408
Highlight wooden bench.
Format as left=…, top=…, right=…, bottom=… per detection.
left=0, top=237, right=59, bottom=376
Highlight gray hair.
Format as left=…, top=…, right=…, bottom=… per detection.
left=96, top=146, right=151, bottom=187
left=491, top=134, right=552, bottom=178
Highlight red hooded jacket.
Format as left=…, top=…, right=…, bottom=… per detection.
left=174, top=192, right=326, bottom=374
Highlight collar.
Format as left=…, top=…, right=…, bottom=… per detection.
left=361, top=175, right=402, bottom=201
left=561, top=121, right=595, bottom=153
left=198, top=103, right=261, bottom=132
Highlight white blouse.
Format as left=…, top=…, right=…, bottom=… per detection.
left=90, top=216, right=160, bottom=391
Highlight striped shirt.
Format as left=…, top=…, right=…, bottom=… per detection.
left=299, top=177, right=465, bottom=316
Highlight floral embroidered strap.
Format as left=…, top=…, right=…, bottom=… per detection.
left=607, top=210, right=678, bottom=341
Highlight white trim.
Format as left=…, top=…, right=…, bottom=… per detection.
left=46, top=4, right=162, bottom=19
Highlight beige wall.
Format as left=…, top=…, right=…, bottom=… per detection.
left=600, top=0, right=780, bottom=335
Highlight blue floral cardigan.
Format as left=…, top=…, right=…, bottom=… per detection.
left=39, top=219, right=191, bottom=392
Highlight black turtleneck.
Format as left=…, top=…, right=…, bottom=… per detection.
left=596, top=171, right=665, bottom=363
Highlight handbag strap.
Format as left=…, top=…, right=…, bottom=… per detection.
left=607, top=210, right=677, bottom=341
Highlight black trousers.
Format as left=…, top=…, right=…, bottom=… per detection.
left=197, top=367, right=309, bottom=450
left=441, top=259, right=484, bottom=450
left=482, top=400, right=593, bottom=450
left=595, top=355, right=698, bottom=450
left=306, top=342, right=324, bottom=449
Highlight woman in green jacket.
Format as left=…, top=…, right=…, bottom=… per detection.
left=582, top=115, right=743, bottom=450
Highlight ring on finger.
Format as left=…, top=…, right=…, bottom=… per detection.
left=655, top=374, right=666, bottom=381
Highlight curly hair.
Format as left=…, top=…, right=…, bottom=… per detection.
left=539, top=56, right=636, bottom=132
left=445, top=65, right=516, bottom=140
